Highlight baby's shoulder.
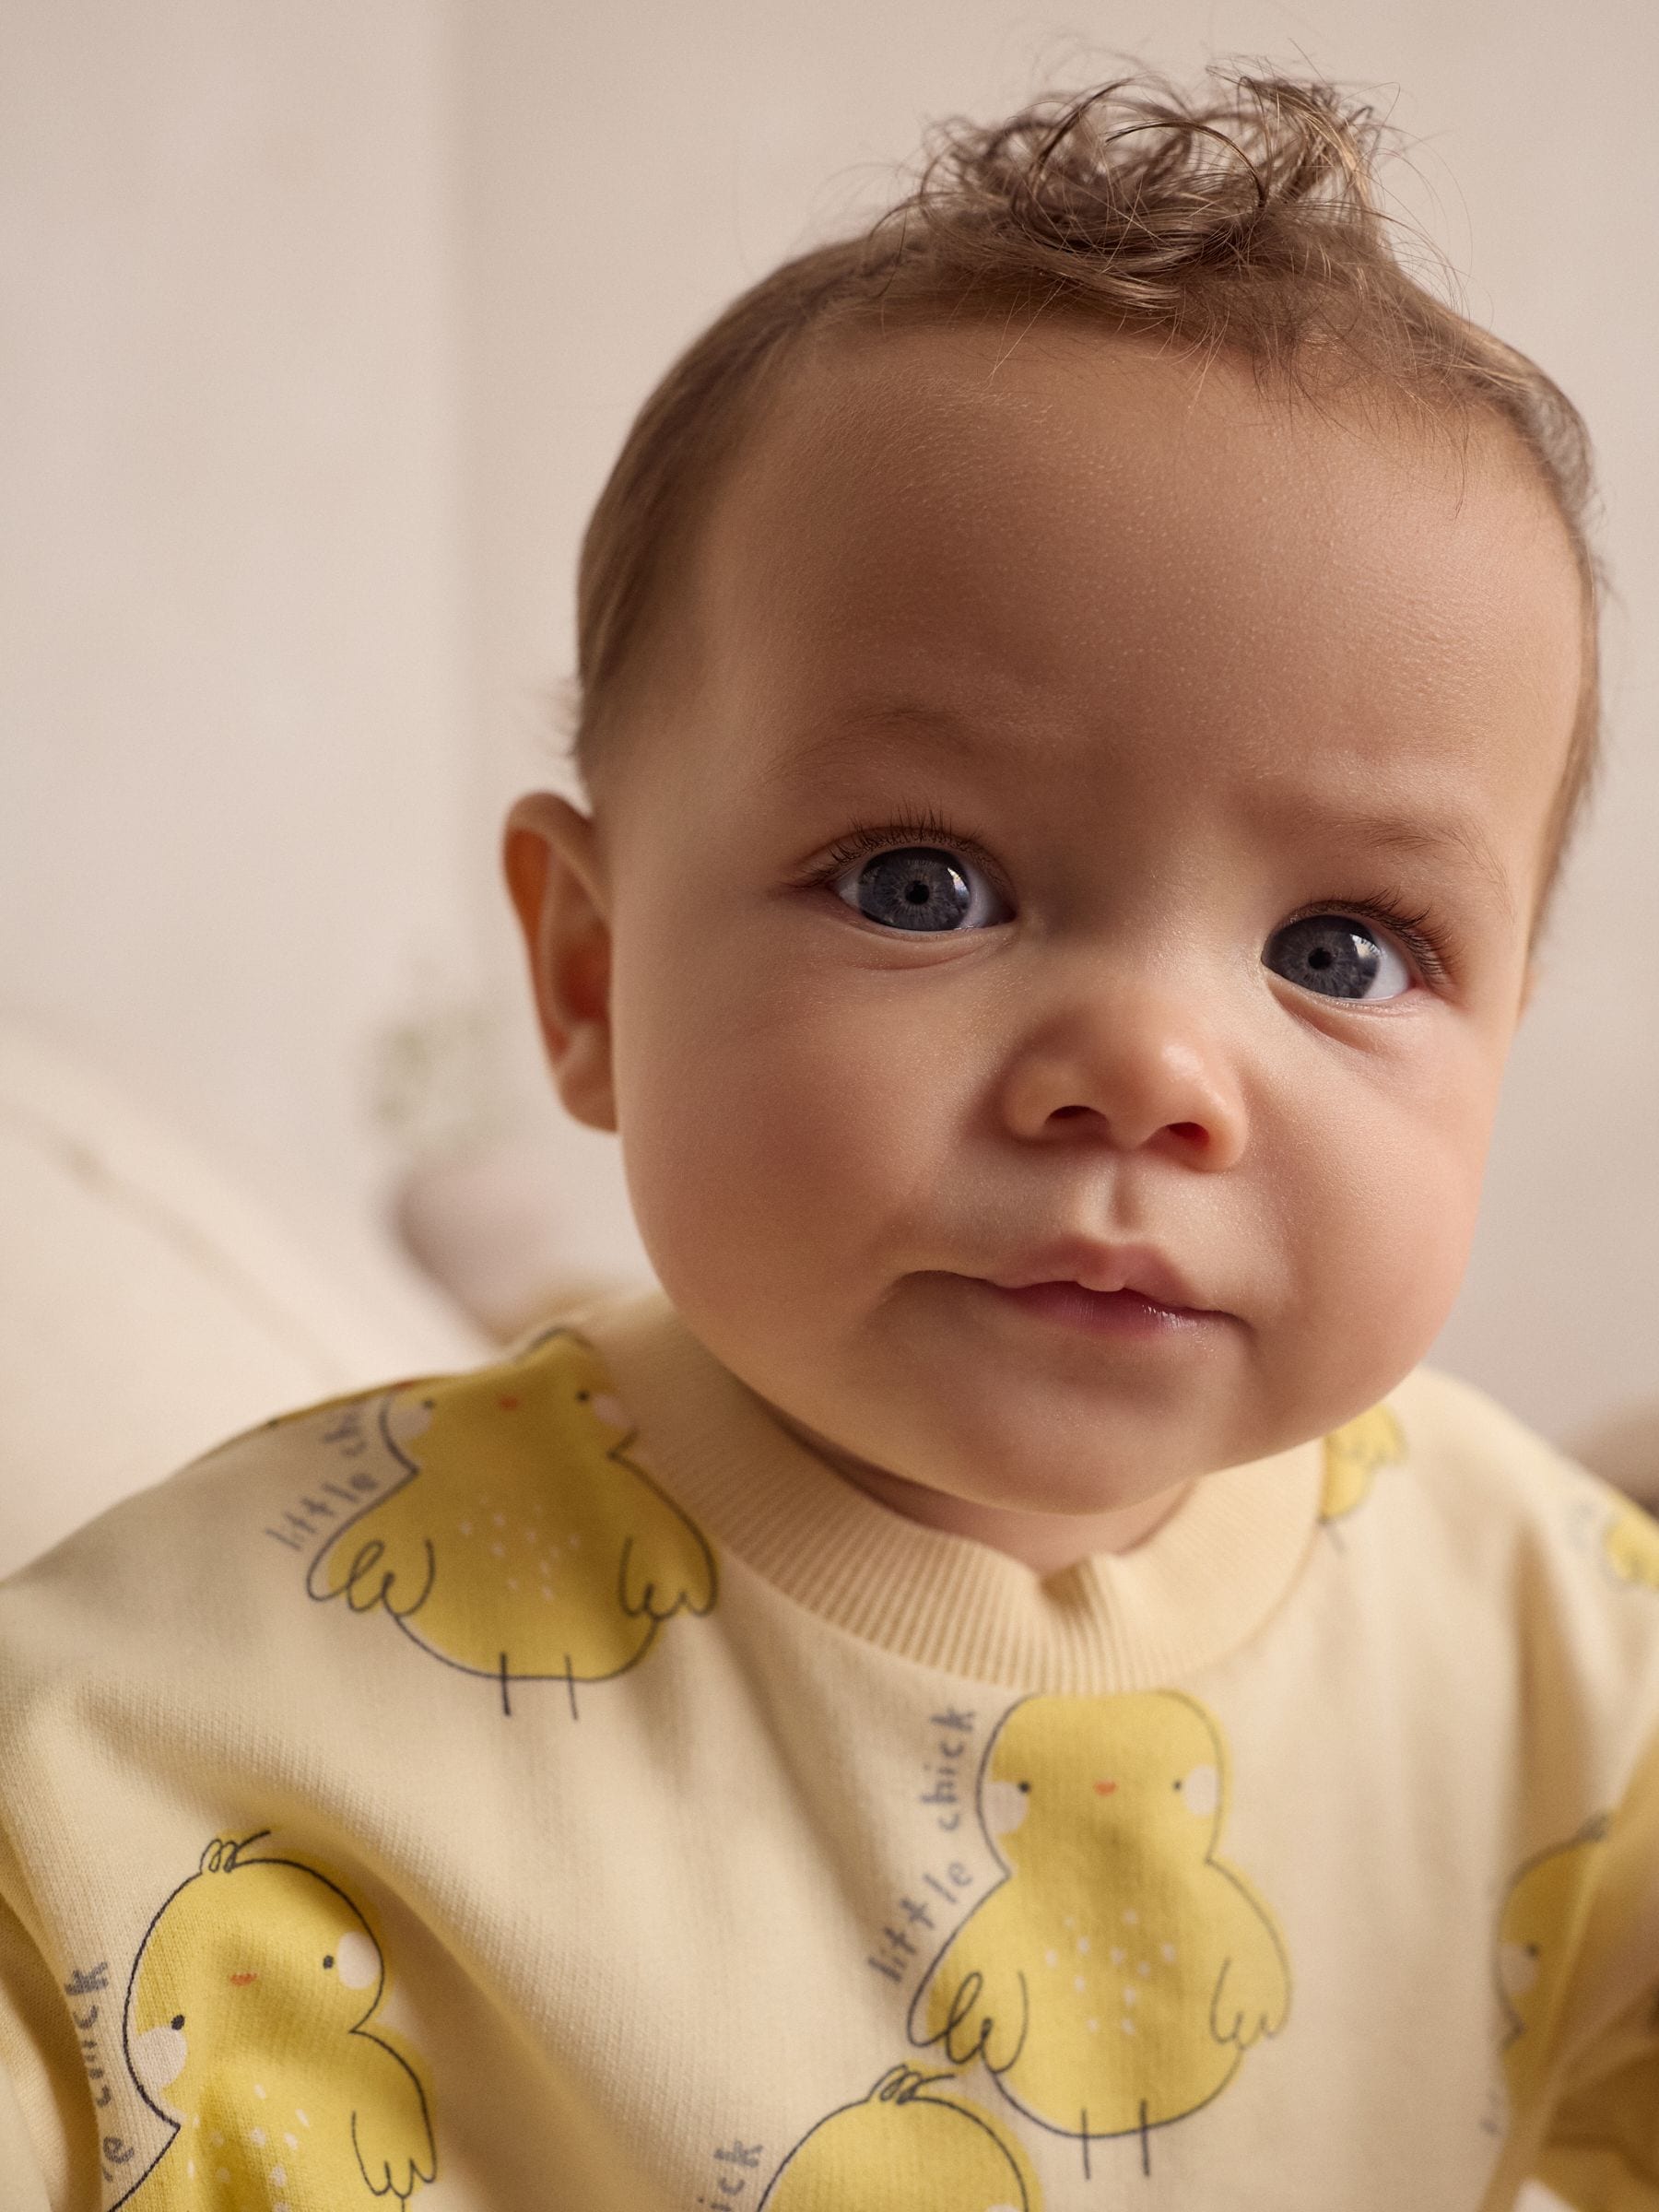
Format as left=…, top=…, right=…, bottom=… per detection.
left=1371, top=1362, right=1659, bottom=1681
left=1387, top=1362, right=1651, bottom=1553
left=0, top=1316, right=647, bottom=1673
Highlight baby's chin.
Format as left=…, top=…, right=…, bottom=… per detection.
left=877, top=1430, right=1228, bottom=1522
left=761, top=1403, right=1188, bottom=1568
left=842, top=1342, right=1290, bottom=1499
left=778, top=1381, right=1265, bottom=1519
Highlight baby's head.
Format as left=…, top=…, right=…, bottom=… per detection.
left=505, top=73, right=1597, bottom=1559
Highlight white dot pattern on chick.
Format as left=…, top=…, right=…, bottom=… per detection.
left=176, top=2096, right=342, bottom=2210
left=912, top=1689, right=1290, bottom=2140
left=128, top=1841, right=437, bottom=2212
left=306, top=1336, right=716, bottom=1701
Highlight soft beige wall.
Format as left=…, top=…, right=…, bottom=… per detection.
left=455, top=0, right=1658, bottom=1445
left=0, top=0, right=477, bottom=1265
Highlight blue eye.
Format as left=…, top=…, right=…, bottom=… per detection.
left=1264, top=913, right=1413, bottom=1002
left=832, top=845, right=1010, bottom=934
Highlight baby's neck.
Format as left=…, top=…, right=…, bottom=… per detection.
left=770, top=1412, right=1192, bottom=1574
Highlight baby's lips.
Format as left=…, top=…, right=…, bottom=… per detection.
left=984, top=1237, right=1215, bottom=1313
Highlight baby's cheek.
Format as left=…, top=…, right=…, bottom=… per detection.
left=1276, top=1094, right=1486, bottom=1421
left=618, top=967, right=942, bottom=1314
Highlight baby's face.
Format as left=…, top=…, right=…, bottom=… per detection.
left=515, top=322, right=1583, bottom=1543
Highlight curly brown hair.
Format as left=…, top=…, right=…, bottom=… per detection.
left=568, top=68, right=1602, bottom=918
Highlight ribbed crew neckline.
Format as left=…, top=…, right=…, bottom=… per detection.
left=576, top=1288, right=1323, bottom=1693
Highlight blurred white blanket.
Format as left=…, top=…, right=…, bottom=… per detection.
left=0, top=1022, right=485, bottom=1579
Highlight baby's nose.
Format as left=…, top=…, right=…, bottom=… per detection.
left=996, top=980, right=1247, bottom=1170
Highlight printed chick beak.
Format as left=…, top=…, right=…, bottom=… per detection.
left=229, top=1971, right=258, bottom=1986
left=1093, top=1780, right=1118, bottom=1795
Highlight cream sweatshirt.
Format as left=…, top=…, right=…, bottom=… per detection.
left=1, top=1289, right=1657, bottom=2212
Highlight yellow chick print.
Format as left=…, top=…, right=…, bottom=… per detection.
left=1602, top=1497, right=1659, bottom=1592
left=121, top=1832, right=434, bottom=2209
left=307, top=1327, right=715, bottom=1712
left=759, top=2065, right=1040, bottom=2211
left=1319, top=1406, right=1406, bottom=1526
left=910, top=1692, right=1289, bottom=2174
left=1496, top=1816, right=1609, bottom=2115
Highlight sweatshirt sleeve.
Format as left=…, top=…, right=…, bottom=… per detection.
left=1519, top=1726, right=1659, bottom=2210
left=0, top=2067, right=53, bottom=2212
left=0, top=1814, right=111, bottom=2212
left=0, top=1869, right=90, bottom=2212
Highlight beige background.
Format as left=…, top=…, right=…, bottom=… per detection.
left=3, top=0, right=1654, bottom=1446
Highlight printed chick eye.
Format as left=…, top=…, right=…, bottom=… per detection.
left=831, top=845, right=1011, bottom=934
left=1263, top=913, right=1413, bottom=1002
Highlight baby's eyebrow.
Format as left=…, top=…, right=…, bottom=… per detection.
left=1298, top=806, right=1516, bottom=916
left=766, top=695, right=990, bottom=786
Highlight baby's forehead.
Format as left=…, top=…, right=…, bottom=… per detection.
left=694, top=324, right=1576, bottom=735
left=703, top=321, right=1570, bottom=649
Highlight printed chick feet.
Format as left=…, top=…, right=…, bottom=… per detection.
left=122, top=1834, right=434, bottom=2209
left=760, top=2065, right=1040, bottom=2211
left=911, top=1692, right=1288, bottom=2164
left=307, top=1328, right=715, bottom=1707
left=1497, top=1816, right=1610, bottom=2114
left=1319, top=1406, right=1406, bottom=1526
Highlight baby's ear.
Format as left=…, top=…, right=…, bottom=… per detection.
left=503, top=794, right=618, bottom=1133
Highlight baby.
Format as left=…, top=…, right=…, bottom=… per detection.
left=1, top=70, right=1654, bottom=2212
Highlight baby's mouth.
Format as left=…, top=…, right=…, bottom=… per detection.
left=975, top=1277, right=1218, bottom=1339
left=982, top=1237, right=1214, bottom=1311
